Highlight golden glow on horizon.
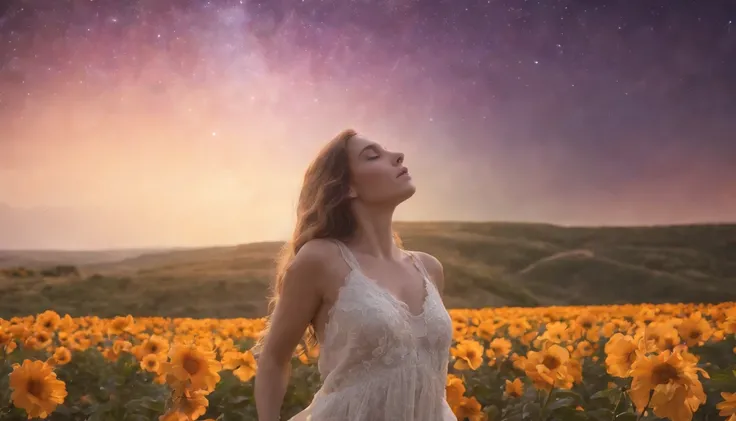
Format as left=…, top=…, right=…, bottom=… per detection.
left=1, top=4, right=734, bottom=249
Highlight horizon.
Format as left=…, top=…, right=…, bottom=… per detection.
left=1, top=219, right=735, bottom=252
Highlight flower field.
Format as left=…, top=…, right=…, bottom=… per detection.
left=1, top=303, right=735, bottom=421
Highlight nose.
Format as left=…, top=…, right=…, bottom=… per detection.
left=393, top=151, right=404, bottom=165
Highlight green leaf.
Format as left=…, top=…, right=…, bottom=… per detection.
left=484, top=404, right=500, bottom=421
left=523, top=402, right=541, bottom=419
left=504, top=414, right=524, bottom=421
left=53, top=404, right=73, bottom=415
left=125, top=415, right=152, bottom=421
left=591, top=387, right=620, bottom=404
left=227, top=395, right=250, bottom=405
left=553, top=406, right=588, bottom=421
left=87, top=402, right=113, bottom=421
left=547, top=397, right=577, bottom=411
left=615, top=412, right=638, bottom=421
left=123, top=396, right=164, bottom=413
left=554, top=389, right=583, bottom=404
left=587, top=408, right=614, bottom=421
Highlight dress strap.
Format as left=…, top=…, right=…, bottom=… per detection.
left=406, top=251, right=430, bottom=280
left=332, top=239, right=361, bottom=271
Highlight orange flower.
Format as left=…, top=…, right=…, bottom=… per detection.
left=475, top=320, right=497, bottom=341
left=523, top=344, right=574, bottom=390
left=141, top=354, right=162, bottom=373
left=629, top=347, right=708, bottom=421
left=604, top=333, right=639, bottom=378
left=48, top=347, right=72, bottom=366
left=222, top=350, right=257, bottom=382
left=9, top=359, right=68, bottom=419
left=161, top=343, right=222, bottom=392
left=34, top=311, right=62, bottom=332
left=446, top=374, right=466, bottom=408
left=454, top=396, right=486, bottom=421
left=504, top=378, right=523, bottom=398
left=451, top=339, right=484, bottom=370
left=163, top=389, right=209, bottom=421
left=716, top=392, right=736, bottom=421
left=676, top=312, right=712, bottom=348
left=107, top=315, right=135, bottom=337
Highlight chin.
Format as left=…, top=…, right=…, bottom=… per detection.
left=394, top=184, right=417, bottom=204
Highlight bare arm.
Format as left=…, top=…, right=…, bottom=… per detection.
left=254, top=241, right=329, bottom=421
left=416, top=251, right=445, bottom=299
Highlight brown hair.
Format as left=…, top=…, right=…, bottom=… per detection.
left=252, top=129, right=402, bottom=355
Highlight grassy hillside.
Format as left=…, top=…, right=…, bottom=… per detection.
left=1, top=222, right=735, bottom=319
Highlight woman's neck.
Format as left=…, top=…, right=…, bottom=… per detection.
left=348, top=204, right=400, bottom=260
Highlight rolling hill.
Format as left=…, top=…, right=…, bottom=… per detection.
left=1, top=222, right=735, bottom=319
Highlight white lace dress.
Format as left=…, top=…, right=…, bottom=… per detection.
left=288, top=240, right=456, bottom=421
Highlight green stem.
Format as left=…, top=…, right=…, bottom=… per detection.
left=611, top=387, right=626, bottom=420
left=541, top=388, right=554, bottom=420
left=635, top=391, right=653, bottom=421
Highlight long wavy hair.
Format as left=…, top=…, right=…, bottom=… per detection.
left=252, top=129, right=402, bottom=355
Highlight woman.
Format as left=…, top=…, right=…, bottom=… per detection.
left=253, top=129, right=455, bottom=421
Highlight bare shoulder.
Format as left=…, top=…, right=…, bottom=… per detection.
left=291, top=238, right=339, bottom=265
left=286, top=239, right=339, bottom=278
left=411, top=251, right=445, bottom=294
left=257, top=239, right=342, bottom=364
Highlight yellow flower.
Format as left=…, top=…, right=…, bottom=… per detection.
left=454, top=396, right=486, bottom=421
left=716, top=392, right=736, bottom=421
left=539, top=322, right=569, bottom=344
left=637, top=322, right=680, bottom=352
left=9, top=359, right=68, bottom=419
left=446, top=374, right=466, bottom=408
left=604, top=333, right=638, bottom=378
left=451, top=339, right=484, bottom=370
left=107, top=315, right=135, bottom=337
left=567, top=357, right=583, bottom=385
left=222, top=350, right=257, bottom=382
left=504, top=378, right=523, bottom=398
left=676, top=312, right=712, bottom=348
left=571, top=312, right=601, bottom=341
left=295, top=342, right=320, bottom=364
left=452, top=317, right=469, bottom=341
left=723, top=312, right=736, bottom=335
left=141, top=354, right=162, bottom=373
left=523, top=344, right=574, bottom=390
left=507, top=318, right=532, bottom=338
left=167, top=388, right=209, bottom=421
left=629, top=347, right=708, bottom=421
left=25, top=330, right=52, bottom=351
left=572, top=340, right=594, bottom=358
left=162, top=343, right=222, bottom=392
left=48, top=347, right=72, bottom=366
left=476, top=320, right=496, bottom=341
left=487, top=338, right=512, bottom=359
left=139, top=335, right=170, bottom=359
left=34, top=310, right=62, bottom=332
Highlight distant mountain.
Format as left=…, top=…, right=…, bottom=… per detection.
left=0, top=202, right=287, bottom=249
left=1, top=222, right=735, bottom=319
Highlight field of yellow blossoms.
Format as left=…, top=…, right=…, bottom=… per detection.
left=1, top=302, right=735, bottom=421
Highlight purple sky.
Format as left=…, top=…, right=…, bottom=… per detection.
left=0, top=0, right=735, bottom=249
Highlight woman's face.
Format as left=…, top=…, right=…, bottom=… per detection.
left=346, top=135, right=416, bottom=205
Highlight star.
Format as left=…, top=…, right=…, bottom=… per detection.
left=0, top=0, right=734, bottom=234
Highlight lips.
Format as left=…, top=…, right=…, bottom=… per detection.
left=397, top=167, right=409, bottom=178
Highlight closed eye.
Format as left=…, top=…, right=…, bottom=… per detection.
left=359, top=144, right=383, bottom=161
